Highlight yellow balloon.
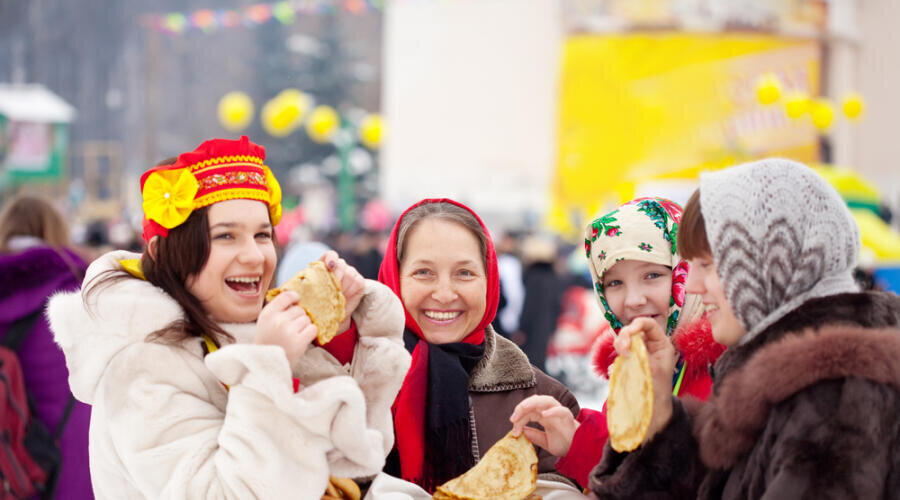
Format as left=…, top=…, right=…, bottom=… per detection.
left=756, top=73, right=782, bottom=105
left=358, top=114, right=384, bottom=148
left=811, top=99, right=835, bottom=131
left=306, top=105, right=339, bottom=143
left=262, top=97, right=297, bottom=138
left=784, top=92, right=809, bottom=119
left=842, top=92, right=865, bottom=120
left=217, top=92, right=254, bottom=132
left=278, top=88, right=312, bottom=120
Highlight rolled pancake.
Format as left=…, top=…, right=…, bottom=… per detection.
left=607, top=335, right=654, bottom=452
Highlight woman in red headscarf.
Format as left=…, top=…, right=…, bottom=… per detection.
left=378, top=199, right=580, bottom=492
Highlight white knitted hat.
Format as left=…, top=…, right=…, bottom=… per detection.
left=699, top=158, right=860, bottom=344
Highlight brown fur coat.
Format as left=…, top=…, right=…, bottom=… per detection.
left=589, top=292, right=900, bottom=499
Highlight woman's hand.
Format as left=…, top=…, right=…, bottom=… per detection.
left=320, top=251, right=366, bottom=333
left=614, top=317, right=675, bottom=443
left=509, top=395, right=579, bottom=457
left=255, top=290, right=318, bottom=364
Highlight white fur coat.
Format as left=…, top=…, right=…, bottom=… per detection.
left=47, top=250, right=410, bottom=499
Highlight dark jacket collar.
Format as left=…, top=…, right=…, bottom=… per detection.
left=468, top=325, right=536, bottom=392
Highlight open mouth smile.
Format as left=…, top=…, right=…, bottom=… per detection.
left=423, top=310, right=463, bottom=323
left=225, top=276, right=262, bottom=296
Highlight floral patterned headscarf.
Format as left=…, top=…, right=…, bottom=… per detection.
left=584, top=197, right=702, bottom=335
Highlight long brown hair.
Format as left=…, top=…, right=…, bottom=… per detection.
left=83, top=158, right=233, bottom=346
left=0, top=194, right=71, bottom=252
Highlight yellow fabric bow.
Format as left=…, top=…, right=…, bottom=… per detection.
left=142, top=168, right=199, bottom=229
left=264, top=166, right=283, bottom=226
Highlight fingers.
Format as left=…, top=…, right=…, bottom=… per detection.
left=510, top=395, right=561, bottom=435
left=633, top=317, right=666, bottom=342
left=295, top=320, right=318, bottom=344
left=288, top=311, right=312, bottom=331
left=320, top=252, right=365, bottom=295
left=615, top=317, right=668, bottom=357
left=320, top=250, right=340, bottom=269
left=521, top=427, right=548, bottom=450
left=613, top=329, right=632, bottom=357
left=267, top=290, right=300, bottom=311
left=540, top=405, right=574, bottom=421
left=340, top=265, right=365, bottom=298
left=511, top=395, right=559, bottom=422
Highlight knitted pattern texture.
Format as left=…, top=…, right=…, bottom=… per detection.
left=699, top=158, right=860, bottom=344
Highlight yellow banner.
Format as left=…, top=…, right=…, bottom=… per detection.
left=551, top=33, right=821, bottom=236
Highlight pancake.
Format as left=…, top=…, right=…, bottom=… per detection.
left=607, top=335, right=654, bottom=452
left=433, top=431, right=538, bottom=500
left=266, top=261, right=346, bottom=344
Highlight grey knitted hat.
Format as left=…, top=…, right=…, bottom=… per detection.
left=699, top=158, right=860, bottom=344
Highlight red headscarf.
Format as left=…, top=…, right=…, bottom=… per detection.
left=378, top=198, right=500, bottom=489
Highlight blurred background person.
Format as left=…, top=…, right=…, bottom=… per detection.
left=0, top=194, right=93, bottom=499
left=350, top=229, right=385, bottom=280
left=493, top=230, right=525, bottom=338
left=516, top=234, right=562, bottom=372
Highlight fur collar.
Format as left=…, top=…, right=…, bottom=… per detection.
left=468, top=325, right=536, bottom=392
left=47, top=250, right=257, bottom=404
left=591, top=318, right=723, bottom=380
left=711, top=291, right=900, bottom=384
left=696, top=292, right=900, bottom=469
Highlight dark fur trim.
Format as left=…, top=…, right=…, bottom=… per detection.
left=468, top=326, right=536, bottom=392
left=696, top=322, right=900, bottom=469
left=589, top=399, right=700, bottom=499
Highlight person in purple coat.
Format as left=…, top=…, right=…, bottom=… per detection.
left=0, top=195, right=93, bottom=499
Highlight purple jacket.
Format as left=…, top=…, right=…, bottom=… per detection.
left=0, top=246, right=93, bottom=499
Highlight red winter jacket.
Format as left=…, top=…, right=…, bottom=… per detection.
left=554, top=318, right=725, bottom=488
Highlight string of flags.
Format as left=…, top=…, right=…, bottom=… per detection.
left=142, top=0, right=385, bottom=35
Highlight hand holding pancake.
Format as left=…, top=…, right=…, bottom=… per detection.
left=255, top=290, right=319, bottom=364
left=265, top=261, right=346, bottom=345
left=612, top=317, right=675, bottom=448
left=509, top=395, right=579, bottom=457
left=319, top=250, right=365, bottom=332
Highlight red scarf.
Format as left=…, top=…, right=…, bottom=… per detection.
left=378, top=198, right=500, bottom=489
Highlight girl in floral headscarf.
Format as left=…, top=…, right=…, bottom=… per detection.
left=510, top=197, right=725, bottom=488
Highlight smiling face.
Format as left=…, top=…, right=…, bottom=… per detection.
left=685, top=254, right=746, bottom=346
left=601, top=259, right=672, bottom=332
left=185, top=199, right=276, bottom=323
left=399, top=218, right=487, bottom=344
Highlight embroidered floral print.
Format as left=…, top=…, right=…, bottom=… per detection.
left=589, top=210, right=620, bottom=242
left=200, top=171, right=266, bottom=191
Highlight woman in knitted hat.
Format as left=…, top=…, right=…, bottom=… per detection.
left=592, top=159, right=900, bottom=498
left=510, top=197, right=725, bottom=488
left=377, top=199, right=579, bottom=492
left=46, top=136, right=410, bottom=499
